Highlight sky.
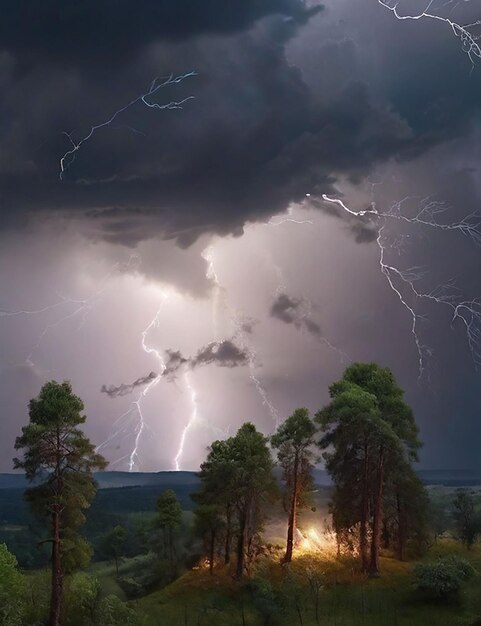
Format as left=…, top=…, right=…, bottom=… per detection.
left=1, top=0, right=481, bottom=472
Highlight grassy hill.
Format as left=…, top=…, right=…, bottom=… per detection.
left=133, top=542, right=481, bottom=626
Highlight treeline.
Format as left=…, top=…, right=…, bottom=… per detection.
left=192, top=362, right=432, bottom=579
left=3, top=364, right=481, bottom=625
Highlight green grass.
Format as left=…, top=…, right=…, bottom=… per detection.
left=135, top=542, right=481, bottom=626
left=89, top=553, right=158, bottom=601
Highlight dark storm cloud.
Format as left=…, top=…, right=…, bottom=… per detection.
left=270, top=292, right=322, bottom=338
left=101, top=371, right=158, bottom=398
left=191, top=340, right=250, bottom=369
left=159, top=340, right=250, bottom=381
left=1, top=0, right=470, bottom=249
left=162, top=350, right=189, bottom=382
left=0, top=1, right=319, bottom=68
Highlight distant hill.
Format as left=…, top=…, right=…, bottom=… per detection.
left=0, top=470, right=199, bottom=490
left=417, top=469, right=481, bottom=487
left=0, top=468, right=479, bottom=492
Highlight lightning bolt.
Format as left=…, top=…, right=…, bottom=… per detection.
left=174, top=372, right=200, bottom=472
left=96, top=293, right=168, bottom=471
left=378, top=0, right=481, bottom=68
left=202, top=245, right=281, bottom=429
left=0, top=255, right=140, bottom=367
left=59, top=71, right=196, bottom=179
left=322, top=192, right=481, bottom=378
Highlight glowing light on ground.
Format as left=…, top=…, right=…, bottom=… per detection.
left=295, top=527, right=335, bottom=554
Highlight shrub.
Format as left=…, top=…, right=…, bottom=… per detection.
left=65, top=572, right=101, bottom=625
left=414, top=555, right=476, bottom=599
left=0, top=543, right=27, bottom=626
left=96, top=595, right=145, bottom=626
left=249, top=577, right=280, bottom=625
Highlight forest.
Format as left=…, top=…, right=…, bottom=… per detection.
left=1, top=363, right=481, bottom=626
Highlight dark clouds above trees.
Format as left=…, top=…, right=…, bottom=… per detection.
left=1, top=0, right=478, bottom=248
left=0, top=0, right=320, bottom=68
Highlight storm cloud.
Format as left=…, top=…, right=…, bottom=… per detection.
left=161, top=339, right=251, bottom=380
left=271, top=293, right=322, bottom=338
left=101, top=371, right=158, bottom=398
left=191, top=340, right=250, bottom=369
left=1, top=0, right=481, bottom=473
left=1, top=0, right=476, bottom=248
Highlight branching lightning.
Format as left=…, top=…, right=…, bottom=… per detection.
left=202, top=245, right=281, bottom=429
left=322, top=193, right=481, bottom=377
left=96, top=294, right=168, bottom=471
left=59, top=72, right=196, bottom=179
left=378, top=0, right=481, bottom=68
left=0, top=255, right=140, bottom=367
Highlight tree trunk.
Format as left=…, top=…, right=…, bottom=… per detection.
left=359, top=439, right=370, bottom=572
left=224, top=505, right=232, bottom=565
left=209, top=530, right=215, bottom=575
left=115, top=555, right=119, bottom=577
left=235, top=509, right=247, bottom=580
left=49, top=508, right=63, bottom=626
left=284, top=452, right=299, bottom=563
left=369, top=450, right=384, bottom=578
left=169, top=526, right=174, bottom=566
left=396, top=491, right=405, bottom=561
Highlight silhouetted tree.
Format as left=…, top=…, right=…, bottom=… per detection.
left=101, top=525, right=127, bottom=576
left=317, top=363, right=422, bottom=576
left=193, top=504, right=224, bottom=574
left=230, top=423, right=277, bottom=579
left=194, top=438, right=238, bottom=565
left=13, top=380, right=106, bottom=626
left=156, top=489, right=182, bottom=565
left=452, top=489, right=481, bottom=549
left=271, top=408, right=316, bottom=563
left=196, top=424, right=276, bottom=579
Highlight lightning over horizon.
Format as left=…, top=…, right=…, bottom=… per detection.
left=2, top=0, right=481, bottom=475
left=322, top=192, right=481, bottom=378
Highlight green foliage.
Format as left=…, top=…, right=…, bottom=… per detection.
left=65, top=572, right=100, bottom=626
left=317, top=362, right=424, bottom=574
left=272, top=408, right=317, bottom=562
left=96, top=595, right=145, bottom=626
left=62, top=534, right=94, bottom=574
left=24, top=570, right=50, bottom=625
left=271, top=407, right=317, bottom=510
left=414, top=555, right=477, bottom=598
left=0, top=543, right=27, bottom=626
left=249, top=576, right=280, bottom=624
left=13, top=380, right=107, bottom=562
left=193, top=504, right=225, bottom=571
left=452, top=490, right=481, bottom=549
left=157, top=490, right=182, bottom=530
left=193, top=504, right=224, bottom=538
left=195, top=423, right=277, bottom=577
left=100, top=525, right=127, bottom=574
left=156, top=490, right=182, bottom=564
left=13, top=380, right=107, bottom=624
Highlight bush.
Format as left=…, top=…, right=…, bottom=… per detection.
left=96, top=595, right=145, bottom=626
left=414, top=555, right=476, bottom=599
left=65, top=572, right=101, bottom=625
left=0, top=543, right=27, bottom=626
left=249, top=577, right=280, bottom=625
left=24, top=570, right=50, bottom=626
